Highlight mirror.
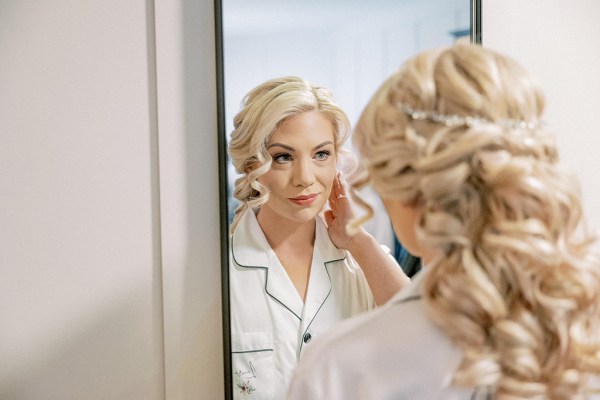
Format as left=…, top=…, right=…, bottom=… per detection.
left=215, top=1, right=481, bottom=398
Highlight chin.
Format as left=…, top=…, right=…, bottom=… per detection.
left=288, top=205, right=323, bottom=223
left=293, top=210, right=321, bottom=223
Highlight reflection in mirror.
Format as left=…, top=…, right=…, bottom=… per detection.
left=219, top=1, right=477, bottom=398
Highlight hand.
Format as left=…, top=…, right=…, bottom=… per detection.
left=324, top=173, right=366, bottom=250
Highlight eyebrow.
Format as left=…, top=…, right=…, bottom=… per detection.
left=267, top=141, right=334, bottom=152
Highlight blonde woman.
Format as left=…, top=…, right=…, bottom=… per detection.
left=227, top=76, right=409, bottom=400
left=287, top=45, right=600, bottom=399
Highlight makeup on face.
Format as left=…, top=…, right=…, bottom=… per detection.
left=257, top=110, right=337, bottom=225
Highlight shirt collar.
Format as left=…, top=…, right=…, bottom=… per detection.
left=313, top=213, right=346, bottom=263
left=231, top=208, right=346, bottom=268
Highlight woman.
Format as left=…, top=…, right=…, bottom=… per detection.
left=228, top=76, right=409, bottom=399
left=286, top=45, right=600, bottom=399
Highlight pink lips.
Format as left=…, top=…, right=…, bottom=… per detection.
left=289, top=194, right=318, bottom=206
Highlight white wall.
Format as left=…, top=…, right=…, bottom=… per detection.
left=0, top=0, right=223, bottom=399
left=0, top=1, right=164, bottom=398
left=155, top=1, right=224, bottom=399
left=484, top=0, right=600, bottom=244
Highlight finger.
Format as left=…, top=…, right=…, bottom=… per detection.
left=335, top=193, right=349, bottom=202
left=328, top=194, right=340, bottom=214
left=324, top=209, right=334, bottom=226
left=329, top=175, right=338, bottom=202
left=335, top=172, right=344, bottom=195
left=328, top=186, right=338, bottom=206
left=334, top=174, right=349, bottom=201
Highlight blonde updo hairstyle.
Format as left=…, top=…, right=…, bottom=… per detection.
left=228, top=76, right=351, bottom=231
left=353, top=44, right=600, bottom=398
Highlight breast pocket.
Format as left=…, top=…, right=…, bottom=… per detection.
left=231, top=332, right=276, bottom=400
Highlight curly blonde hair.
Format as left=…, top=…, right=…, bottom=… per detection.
left=228, top=76, right=351, bottom=231
left=352, top=44, right=600, bottom=398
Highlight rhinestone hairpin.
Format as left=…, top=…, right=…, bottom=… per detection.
left=401, top=104, right=543, bottom=130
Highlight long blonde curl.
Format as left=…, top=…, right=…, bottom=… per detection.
left=228, top=76, right=351, bottom=231
left=352, top=44, right=600, bottom=398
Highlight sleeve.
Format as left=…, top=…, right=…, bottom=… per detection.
left=344, top=243, right=400, bottom=310
left=343, top=251, right=376, bottom=311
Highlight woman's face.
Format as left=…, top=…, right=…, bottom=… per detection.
left=257, top=110, right=337, bottom=225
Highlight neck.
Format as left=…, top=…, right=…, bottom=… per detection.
left=256, top=207, right=316, bottom=251
left=420, top=248, right=441, bottom=268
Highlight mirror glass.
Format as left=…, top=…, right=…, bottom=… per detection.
left=219, top=0, right=477, bottom=398
left=222, top=0, right=473, bottom=226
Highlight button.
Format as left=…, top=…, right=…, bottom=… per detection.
left=303, top=333, right=312, bottom=343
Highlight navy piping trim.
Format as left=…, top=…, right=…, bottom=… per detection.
left=297, top=257, right=342, bottom=354
left=231, top=234, right=303, bottom=321
left=390, top=294, right=422, bottom=305
left=231, top=233, right=346, bottom=322
left=231, top=349, right=273, bottom=354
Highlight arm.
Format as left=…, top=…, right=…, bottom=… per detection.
left=324, top=174, right=410, bottom=305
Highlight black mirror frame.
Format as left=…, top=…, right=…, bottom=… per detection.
left=214, top=0, right=232, bottom=398
left=214, top=1, right=482, bottom=398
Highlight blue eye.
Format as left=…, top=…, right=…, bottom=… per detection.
left=273, top=153, right=292, bottom=164
left=314, top=150, right=331, bottom=161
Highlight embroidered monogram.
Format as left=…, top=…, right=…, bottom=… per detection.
left=234, top=361, right=258, bottom=395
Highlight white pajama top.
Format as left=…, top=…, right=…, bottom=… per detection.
left=229, top=209, right=375, bottom=400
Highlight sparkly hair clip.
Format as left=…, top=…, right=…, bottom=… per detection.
left=401, top=104, right=543, bottom=130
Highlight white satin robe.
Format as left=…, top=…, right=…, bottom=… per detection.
left=285, top=270, right=490, bottom=400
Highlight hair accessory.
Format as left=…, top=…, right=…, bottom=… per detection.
left=401, top=104, right=543, bottom=130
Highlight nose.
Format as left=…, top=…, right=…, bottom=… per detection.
left=292, top=158, right=315, bottom=187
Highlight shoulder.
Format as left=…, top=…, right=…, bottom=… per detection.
left=230, top=208, right=270, bottom=268
left=287, top=275, right=469, bottom=399
left=297, top=289, right=441, bottom=369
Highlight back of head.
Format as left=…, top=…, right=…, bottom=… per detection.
left=228, top=76, right=350, bottom=231
left=353, top=44, right=600, bottom=398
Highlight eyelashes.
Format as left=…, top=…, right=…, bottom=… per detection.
left=273, top=153, right=293, bottom=164
left=314, top=150, right=331, bottom=161
left=272, top=150, right=332, bottom=164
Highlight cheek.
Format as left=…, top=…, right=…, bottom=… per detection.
left=320, top=164, right=337, bottom=191
left=257, top=171, right=278, bottom=192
